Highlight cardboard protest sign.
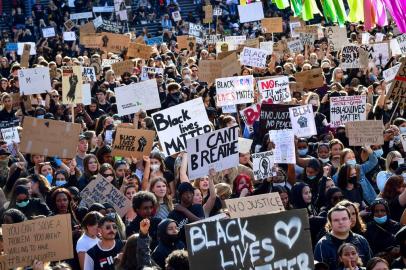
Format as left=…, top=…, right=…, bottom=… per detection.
left=80, top=34, right=102, bottom=48
left=203, top=5, right=213, bottom=23
left=326, top=26, right=348, bottom=51
left=62, top=66, right=83, bottom=104
left=3, top=214, right=73, bottom=268
left=93, top=16, right=103, bottom=28
left=127, top=42, right=153, bottom=59
left=111, top=60, right=134, bottom=76
left=20, top=44, right=31, bottom=68
left=0, top=255, right=7, bottom=270
left=289, top=104, right=317, bottom=137
left=260, top=41, right=273, bottom=54
left=79, top=21, right=96, bottom=38
left=237, top=2, right=264, bottom=23
left=387, top=62, right=406, bottom=108
left=340, top=45, right=363, bottom=69
left=240, top=103, right=261, bottom=127
left=257, top=76, right=291, bottom=104
left=102, top=58, right=120, bottom=68
left=17, top=42, right=36, bottom=55
left=187, top=126, right=239, bottom=180
left=226, top=192, right=283, bottom=218
left=224, top=36, right=246, bottom=51
left=177, top=36, right=196, bottom=50
left=70, top=11, right=93, bottom=20
left=345, top=120, right=384, bottom=146
left=186, top=209, right=313, bottom=270
left=42, top=27, right=55, bottom=38
left=260, top=104, right=294, bottom=137
left=140, top=66, right=164, bottom=81
left=172, top=11, right=182, bottom=22
left=215, top=75, right=254, bottom=106
left=294, top=68, right=324, bottom=90
left=300, top=32, right=316, bottom=46
left=261, top=17, right=283, bottom=33
left=287, top=39, right=304, bottom=53
left=240, top=47, right=267, bottom=68
left=396, top=34, right=406, bottom=54
left=82, top=66, right=96, bottom=83
left=1, top=127, right=19, bottom=145
left=270, top=129, right=296, bottom=164
left=289, top=21, right=303, bottom=38
left=18, top=67, right=51, bottom=95
left=99, top=32, right=130, bottom=53
left=198, top=52, right=240, bottom=85
left=252, top=151, right=274, bottom=180
left=330, top=95, right=366, bottom=127
left=80, top=175, right=132, bottom=217
left=152, top=98, right=212, bottom=156
left=63, top=31, right=76, bottom=41
left=112, top=128, right=155, bottom=159
left=115, top=79, right=161, bottom=116
left=360, top=43, right=390, bottom=66
left=20, top=117, right=81, bottom=158
left=189, top=23, right=203, bottom=38
left=64, top=19, right=75, bottom=30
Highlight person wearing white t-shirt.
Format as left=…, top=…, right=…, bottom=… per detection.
left=77, top=211, right=103, bottom=270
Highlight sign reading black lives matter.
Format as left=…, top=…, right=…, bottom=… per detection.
left=259, top=104, right=295, bottom=137
left=152, top=98, right=212, bottom=156
left=186, top=209, right=313, bottom=270
left=187, top=126, right=239, bottom=180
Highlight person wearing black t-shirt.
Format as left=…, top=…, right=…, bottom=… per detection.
left=168, top=182, right=205, bottom=243
left=84, top=215, right=124, bottom=270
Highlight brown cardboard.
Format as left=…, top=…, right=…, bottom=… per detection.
left=64, top=19, right=75, bottom=31
left=294, top=68, right=324, bottom=90
left=111, top=60, right=134, bottom=76
left=99, top=32, right=130, bottom=53
left=345, top=120, right=384, bottom=146
left=112, top=127, right=155, bottom=159
left=127, top=42, right=153, bottom=59
left=80, top=34, right=102, bottom=48
left=225, top=192, right=284, bottom=218
left=134, top=35, right=146, bottom=44
left=62, top=66, right=83, bottom=104
left=20, top=44, right=31, bottom=68
left=203, top=5, right=213, bottom=24
left=177, top=36, right=196, bottom=50
left=80, top=174, right=132, bottom=217
left=198, top=52, right=240, bottom=85
left=2, top=214, right=73, bottom=268
left=261, top=17, right=283, bottom=33
left=79, top=21, right=95, bottom=36
left=20, top=117, right=81, bottom=158
left=0, top=255, right=7, bottom=270
left=295, top=25, right=319, bottom=34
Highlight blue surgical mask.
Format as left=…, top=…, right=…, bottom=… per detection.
left=400, top=127, right=406, bottom=134
left=374, top=149, right=384, bottom=158
left=346, top=159, right=357, bottom=166
left=45, top=173, right=53, bottom=184
left=55, top=180, right=66, bottom=187
left=307, top=175, right=316, bottom=180
left=319, top=157, right=330, bottom=163
left=374, top=215, right=387, bottom=224
left=298, top=149, right=308, bottom=156
left=37, top=115, right=45, bottom=119
left=16, top=200, right=29, bottom=208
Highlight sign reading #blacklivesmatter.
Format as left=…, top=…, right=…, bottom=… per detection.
left=152, top=98, right=212, bottom=156
left=330, top=95, right=366, bottom=127
left=112, top=127, right=155, bottom=159
left=3, top=214, right=73, bottom=268
left=186, top=209, right=313, bottom=270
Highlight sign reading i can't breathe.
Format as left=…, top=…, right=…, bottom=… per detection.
left=186, top=209, right=313, bottom=270
left=152, top=98, right=212, bottom=156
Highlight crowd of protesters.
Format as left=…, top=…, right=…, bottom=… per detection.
left=0, top=0, right=405, bottom=270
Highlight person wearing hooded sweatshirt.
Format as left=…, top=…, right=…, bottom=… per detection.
left=364, top=199, right=401, bottom=256
left=152, top=218, right=185, bottom=268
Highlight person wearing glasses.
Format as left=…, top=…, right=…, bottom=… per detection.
left=84, top=215, right=124, bottom=270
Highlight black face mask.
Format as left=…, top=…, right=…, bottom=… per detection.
left=390, top=161, right=398, bottom=171
left=401, top=243, right=406, bottom=257
left=348, top=176, right=357, bottom=184
left=323, top=67, right=330, bottom=73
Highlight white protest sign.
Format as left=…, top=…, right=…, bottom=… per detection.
left=140, top=66, right=164, bottom=81
left=300, top=32, right=316, bottom=46
left=224, top=35, right=246, bottom=50
left=81, top=83, right=91, bottom=105
left=330, top=95, right=366, bottom=127
left=93, top=16, right=103, bottom=28
left=82, top=67, right=96, bottom=82
left=340, top=45, right=362, bottom=69
left=17, top=42, right=36, bottom=55
left=383, top=64, right=401, bottom=82
left=252, top=151, right=274, bottom=180
left=375, top=33, right=384, bottom=42
left=213, top=6, right=222, bottom=16
left=63, top=31, right=76, bottom=41
left=115, top=79, right=161, bottom=116
left=222, top=104, right=236, bottom=113
left=289, top=21, right=302, bottom=38
left=326, top=26, right=348, bottom=51
left=240, top=103, right=261, bottom=127
left=172, top=11, right=181, bottom=22
left=152, top=98, right=212, bottom=156
left=269, top=129, right=296, bottom=164
left=18, top=67, right=51, bottom=95
left=396, top=34, right=406, bottom=54
left=362, top=32, right=371, bottom=44
left=390, top=38, right=402, bottom=56
left=287, top=39, right=304, bottom=53
left=360, top=43, right=390, bottom=66
left=189, top=23, right=203, bottom=37
left=289, top=104, right=317, bottom=137
left=260, top=41, right=273, bottom=55
left=187, top=126, right=239, bottom=180
left=240, top=47, right=267, bottom=68
left=92, top=6, right=114, bottom=12
left=42, top=27, right=55, bottom=38
left=238, top=137, right=253, bottom=153
left=70, top=12, right=93, bottom=20
left=101, top=58, right=120, bottom=67
left=215, top=75, right=254, bottom=106
left=237, top=2, right=264, bottom=23
left=1, top=127, right=19, bottom=145
left=401, top=134, right=406, bottom=152
left=257, top=76, right=291, bottom=104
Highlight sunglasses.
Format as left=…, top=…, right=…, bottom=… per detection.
left=52, top=95, right=59, bottom=98
left=104, top=224, right=117, bottom=230
left=103, top=173, right=114, bottom=178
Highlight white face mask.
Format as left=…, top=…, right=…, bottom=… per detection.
left=150, top=164, right=160, bottom=172
left=387, top=102, right=393, bottom=110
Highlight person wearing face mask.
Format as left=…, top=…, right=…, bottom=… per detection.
left=152, top=219, right=185, bottom=268
left=365, top=199, right=401, bottom=256
left=295, top=138, right=312, bottom=179
left=392, top=226, right=406, bottom=268
left=376, top=151, right=402, bottom=192
left=301, top=158, right=325, bottom=199
left=162, top=82, right=184, bottom=109
left=9, top=185, right=52, bottom=219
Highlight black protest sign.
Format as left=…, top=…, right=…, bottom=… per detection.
left=112, top=128, right=155, bottom=159
left=259, top=104, right=295, bottom=137
left=186, top=209, right=313, bottom=270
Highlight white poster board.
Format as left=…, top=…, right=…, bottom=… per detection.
left=18, top=67, right=51, bottom=95
left=140, top=66, right=164, bottom=81
left=289, top=104, right=317, bottom=137
left=17, top=42, right=36, bottom=55
left=252, top=151, right=274, bottom=180
left=1, top=127, right=20, bottom=145
left=330, top=95, right=366, bottom=127
left=269, top=129, right=296, bottom=164
left=215, top=75, right=254, bottom=106
left=42, top=27, right=55, bottom=38
left=396, top=34, right=406, bottom=54
left=257, top=76, right=291, bottom=104
left=63, top=31, right=76, bottom=41
left=240, top=47, right=268, bottom=68
left=237, top=2, right=264, bottom=23
left=260, top=41, right=273, bottom=55
left=81, top=83, right=91, bottom=105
